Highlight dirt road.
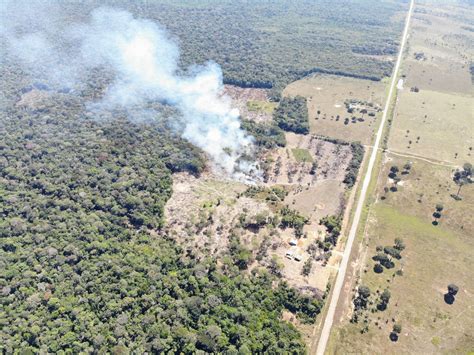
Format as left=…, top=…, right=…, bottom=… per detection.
left=313, top=1, right=415, bottom=354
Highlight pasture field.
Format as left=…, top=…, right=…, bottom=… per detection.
left=388, top=1, right=473, bottom=163
left=388, top=89, right=472, bottom=163
left=328, top=1, right=474, bottom=353
left=328, top=157, right=474, bottom=354
left=403, top=2, right=474, bottom=95
left=284, top=74, right=386, bottom=144
left=246, top=100, right=278, bottom=114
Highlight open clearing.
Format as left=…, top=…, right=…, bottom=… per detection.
left=266, top=133, right=352, bottom=188
left=284, top=74, right=386, bottom=145
left=389, top=1, right=473, bottom=163
left=389, top=89, right=472, bottom=163
left=329, top=1, right=474, bottom=353
left=224, top=84, right=275, bottom=122
left=165, top=133, right=352, bottom=306
left=328, top=158, right=474, bottom=353
left=403, top=3, right=474, bottom=95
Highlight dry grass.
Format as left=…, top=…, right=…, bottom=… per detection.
left=283, top=74, right=386, bottom=144
left=388, top=89, right=473, bottom=163
left=404, top=2, right=474, bottom=95
left=328, top=156, right=474, bottom=354
left=389, top=2, right=473, bottom=163
left=329, top=3, right=474, bottom=352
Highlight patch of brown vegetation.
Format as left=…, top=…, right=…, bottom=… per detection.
left=266, top=133, right=352, bottom=186
left=16, top=89, right=51, bottom=108
left=224, top=84, right=273, bottom=122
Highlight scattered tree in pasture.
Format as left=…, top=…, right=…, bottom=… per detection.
left=444, top=284, right=459, bottom=305
left=378, top=289, right=391, bottom=311
left=452, top=163, right=473, bottom=199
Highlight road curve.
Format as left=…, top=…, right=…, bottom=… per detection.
left=314, top=1, right=415, bottom=354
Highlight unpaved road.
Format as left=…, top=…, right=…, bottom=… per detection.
left=313, top=1, right=415, bottom=354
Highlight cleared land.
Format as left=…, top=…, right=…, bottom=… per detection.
left=284, top=74, right=386, bottom=144
left=224, top=85, right=275, bottom=123
left=328, top=157, right=474, bottom=354
left=388, top=1, right=474, bottom=163
left=329, top=2, right=474, bottom=354
left=389, top=89, right=472, bottom=163
left=165, top=131, right=353, bottom=295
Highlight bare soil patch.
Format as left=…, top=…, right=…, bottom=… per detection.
left=224, top=84, right=274, bottom=123
left=165, top=131, right=354, bottom=295
left=266, top=133, right=352, bottom=186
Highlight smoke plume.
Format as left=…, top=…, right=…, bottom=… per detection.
left=1, top=3, right=258, bottom=179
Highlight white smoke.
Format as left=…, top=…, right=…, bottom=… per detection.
left=1, top=3, right=259, bottom=179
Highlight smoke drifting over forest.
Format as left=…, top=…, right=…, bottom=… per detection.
left=1, top=2, right=258, bottom=178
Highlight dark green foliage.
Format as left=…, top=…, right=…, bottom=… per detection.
left=343, top=142, right=365, bottom=188
left=448, top=284, right=459, bottom=296
left=302, top=258, right=313, bottom=276
left=372, top=253, right=395, bottom=269
left=353, top=285, right=371, bottom=315
left=130, top=0, right=405, bottom=98
left=373, top=263, right=384, bottom=273
left=373, top=239, right=405, bottom=272
left=280, top=206, right=309, bottom=237
left=394, top=238, right=405, bottom=251
left=273, top=96, right=309, bottom=134
left=453, top=162, right=473, bottom=198
left=229, top=234, right=253, bottom=270
left=393, top=324, right=402, bottom=334
left=383, top=246, right=402, bottom=260
left=390, top=165, right=400, bottom=174
left=242, top=185, right=288, bottom=205
left=320, top=215, right=342, bottom=246
left=0, top=88, right=314, bottom=355
left=377, top=289, right=391, bottom=311
left=275, top=283, right=323, bottom=324
left=358, top=286, right=371, bottom=299
left=390, top=323, right=401, bottom=342
left=241, top=119, right=286, bottom=149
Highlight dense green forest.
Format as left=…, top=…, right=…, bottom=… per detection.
left=0, top=57, right=323, bottom=352
left=241, top=119, right=287, bottom=149
left=273, top=96, right=310, bottom=134
left=60, top=0, right=405, bottom=99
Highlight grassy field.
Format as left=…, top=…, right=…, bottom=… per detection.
left=291, top=148, right=313, bottom=162
left=328, top=166, right=474, bottom=353
left=328, top=2, right=474, bottom=353
left=403, top=2, right=474, bottom=95
left=388, top=89, right=472, bottom=163
left=388, top=1, right=473, bottom=163
left=283, top=74, right=386, bottom=144
left=246, top=100, right=278, bottom=114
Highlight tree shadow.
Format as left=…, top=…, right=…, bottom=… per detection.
left=444, top=293, right=455, bottom=305
left=389, top=332, right=399, bottom=342
left=432, top=221, right=439, bottom=226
